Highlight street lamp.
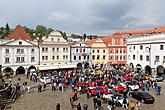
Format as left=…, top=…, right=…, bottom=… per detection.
left=146, top=45, right=151, bottom=66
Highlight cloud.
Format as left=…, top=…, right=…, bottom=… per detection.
left=0, top=0, right=165, bottom=35
left=48, top=11, right=72, bottom=22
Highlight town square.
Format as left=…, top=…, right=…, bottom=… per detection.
left=0, top=0, right=165, bottom=110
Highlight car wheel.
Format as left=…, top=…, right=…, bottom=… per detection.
left=141, top=99, right=144, bottom=103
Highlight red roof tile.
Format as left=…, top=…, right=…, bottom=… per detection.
left=84, top=39, right=96, bottom=45
left=100, top=36, right=112, bottom=45
left=5, top=25, right=32, bottom=40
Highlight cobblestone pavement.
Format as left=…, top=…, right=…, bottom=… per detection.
left=3, top=75, right=165, bottom=110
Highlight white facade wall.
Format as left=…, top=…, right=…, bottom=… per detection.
left=71, top=42, right=91, bottom=64
left=127, top=33, right=165, bottom=71
left=40, top=31, right=71, bottom=65
left=0, top=39, right=39, bottom=75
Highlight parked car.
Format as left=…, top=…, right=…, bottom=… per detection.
left=126, top=81, right=139, bottom=91
left=150, top=75, right=163, bottom=82
left=39, top=77, right=51, bottom=84
left=129, top=91, right=155, bottom=104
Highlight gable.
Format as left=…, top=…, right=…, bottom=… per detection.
left=91, top=39, right=106, bottom=48
left=3, top=39, right=37, bottom=46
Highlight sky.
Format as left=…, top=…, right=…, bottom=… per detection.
left=0, top=0, right=165, bottom=35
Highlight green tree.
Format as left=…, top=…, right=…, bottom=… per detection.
left=5, top=23, right=10, bottom=31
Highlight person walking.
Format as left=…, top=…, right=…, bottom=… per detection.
left=56, top=102, right=60, bottom=110
left=77, top=103, right=82, bottom=110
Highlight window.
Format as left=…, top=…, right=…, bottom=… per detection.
left=31, top=57, right=35, bottom=62
left=140, top=45, right=143, bottom=50
left=160, top=45, right=164, bottom=50
left=133, top=46, right=135, bottom=50
left=163, top=56, right=165, bottom=62
left=45, top=56, right=48, bottom=60
left=83, top=49, right=85, bottom=52
left=74, top=56, right=76, bottom=60
left=57, top=56, right=59, bottom=60
left=63, top=48, right=65, bottom=52
left=45, top=48, right=48, bottom=51
left=123, top=50, right=125, bottom=53
left=87, top=55, right=89, bottom=60
left=110, top=56, right=113, bottom=60
left=133, top=55, right=135, bottom=60
left=92, top=50, right=95, bottom=53
left=51, top=38, right=54, bottom=41
left=31, top=49, right=34, bottom=53
left=103, top=55, right=106, bottom=60
left=57, top=48, right=59, bottom=52
left=155, top=56, right=159, bottom=62
left=42, top=56, right=44, bottom=60
left=21, top=49, right=24, bottom=53
left=63, top=55, right=65, bottom=59
left=97, top=50, right=99, bottom=53
left=92, top=55, right=95, bottom=60
left=76, top=49, right=78, bottom=52
left=140, top=55, right=143, bottom=61
left=5, top=57, right=10, bottom=63
left=52, top=56, right=55, bottom=60
left=110, top=49, right=112, bottom=53
left=79, top=56, right=81, bottom=60
left=123, top=56, right=126, bottom=60
left=120, top=50, right=122, bottom=53
left=66, top=48, right=68, bottom=52
left=103, top=50, right=105, bottom=53
left=21, top=57, right=25, bottom=62
left=19, top=41, right=22, bottom=45
left=120, top=56, right=122, bottom=60
left=16, top=57, right=20, bottom=63
left=116, top=50, right=118, bottom=53
left=58, top=38, right=60, bottom=42
left=66, top=55, right=68, bottom=59
left=84, top=56, right=86, bottom=60
left=116, top=56, right=118, bottom=60
left=52, top=48, right=55, bottom=52
left=42, top=48, right=44, bottom=52
left=97, top=55, right=100, bottom=60
left=5, top=49, right=9, bottom=54
left=17, top=49, right=20, bottom=53
left=146, top=55, right=149, bottom=61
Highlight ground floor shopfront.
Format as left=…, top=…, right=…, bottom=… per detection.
left=128, top=62, right=165, bottom=76
left=1, top=63, right=77, bottom=76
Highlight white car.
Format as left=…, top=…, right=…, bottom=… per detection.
left=39, top=77, right=51, bottom=84
left=150, top=75, right=163, bottom=82
left=126, top=82, right=139, bottom=91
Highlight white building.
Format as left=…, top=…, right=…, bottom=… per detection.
left=71, top=41, right=92, bottom=69
left=0, top=25, right=39, bottom=75
left=126, top=27, right=165, bottom=75
left=39, top=30, right=76, bottom=70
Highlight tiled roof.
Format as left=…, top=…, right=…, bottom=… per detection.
left=113, top=26, right=165, bottom=35
left=100, top=36, right=112, bottom=45
left=5, top=25, right=32, bottom=40
left=154, top=26, right=165, bottom=32
left=84, top=39, right=96, bottom=45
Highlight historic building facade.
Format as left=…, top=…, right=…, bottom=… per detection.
left=0, top=25, right=39, bottom=75
left=125, top=26, right=165, bottom=75
left=71, top=41, right=92, bottom=69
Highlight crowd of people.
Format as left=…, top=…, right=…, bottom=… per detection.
left=4, top=65, right=164, bottom=110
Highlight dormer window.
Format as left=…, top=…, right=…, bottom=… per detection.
left=58, top=38, right=60, bottom=42
left=51, top=38, right=54, bottom=41
left=19, top=41, right=22, bottom=45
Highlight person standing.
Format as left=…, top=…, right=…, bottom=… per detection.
left=77, top=103, right=82, bottom=110
left=56, top=102, right=60, bottom=110
left=27, top=85, right=31, bottom=93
